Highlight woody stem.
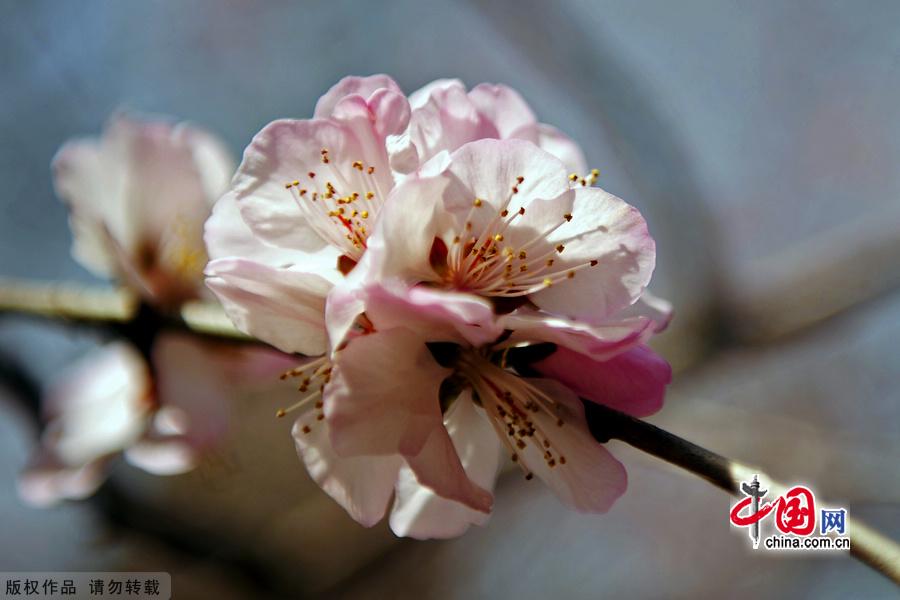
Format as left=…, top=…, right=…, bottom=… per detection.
left=584, top=402, right=900, bottom=586
left=0, top=277, right=249, bottom=342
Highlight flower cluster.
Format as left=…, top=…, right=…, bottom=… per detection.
left=20, top=115, right=269, bottom=506
left=205, top=75, right=673, bottom=538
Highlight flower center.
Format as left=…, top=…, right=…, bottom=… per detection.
left=456, top=351, right=567, bottom=479
left=435, top=169, right=602, bottom=298
left=284, top=148, right=387, bottom=261
left=160, top=215, right=206, bottom=281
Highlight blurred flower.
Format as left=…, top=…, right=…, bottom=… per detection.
left=20, top=114, right=295, bottom=505
left=52, top=114, right=234, bottom=307
left=17, top=335, right=239, bottom=506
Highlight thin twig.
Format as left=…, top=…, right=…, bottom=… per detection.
left=0, top=277, right=137, bottom=322
left=0, top=277, right=249, bottom=341
left=584, top=402, right=900, bottom=585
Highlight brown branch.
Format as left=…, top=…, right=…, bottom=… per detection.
left=584, top=402, right=900, bottom=585
left=0, top=277, right=249, bottom=341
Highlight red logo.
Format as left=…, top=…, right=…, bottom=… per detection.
left=730, top=485, right=816, bottom=536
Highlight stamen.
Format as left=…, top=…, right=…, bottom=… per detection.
left=436, top=174, right=604, bottom=298
left=275, top=357, right=332, bottom=424
left=284, top=151, right=386, bottom=259
left=458, top=352, right=569, bottom=475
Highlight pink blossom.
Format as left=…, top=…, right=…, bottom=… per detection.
left=17, top=335, right=253, bottom=506
left=53, top=114, right=234, bottom=307
left=23, top=115, right=291, bottom=505
left=201, top=76, right=673, bottom=538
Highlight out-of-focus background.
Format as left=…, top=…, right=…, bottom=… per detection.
left=2, top=1, right=899, bottom=597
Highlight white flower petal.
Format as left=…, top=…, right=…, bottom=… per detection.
left=52, top=138, right=128, bottom=276
left=44, top=342, right=152, bottom=468
left=205, top=257, right=330, bottom=355
left=325, top=328, right=450, bottom=457
left=124, top=438, right=196, bottom=476
left=537, top=123, right=588, bottom=175
left=402, top=416, right=494, bottom=514
left=516, top=378, right=628, bottom=513
left=443, top=139, right=570, bottom=222
left=531, top=186, right=656, bottom=322
left=314, top=74, right=403, bottom=119
left=204, top=190, right=319, bottom=267
left=292, top=416, right=402, bottom=527
left=499, top=307, right=654, bottom=361
left=17, top=458, right=108, bottom=507
left=468, top=83, right=538, bottom=140
left=390, top=391, right=501, bottom=539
